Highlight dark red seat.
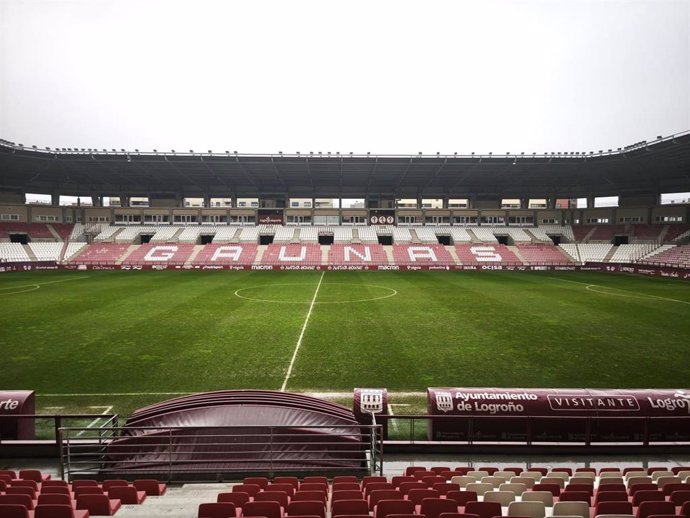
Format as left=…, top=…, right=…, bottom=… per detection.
left=444, top=490, right=478, bottom=507
left=266, top=484, right=295, bottom=498
left=274, top=477, right=300, bottom=491
left=333, top=484, right=362, bottom=493
left=9, top=481, right=38, bottom=492
left=464, top=501, right=502, bottom=518
left=670, top=490, right=690, bottom=506
left=243, top=500, right=283, bottom=518
left=375, top=499, right=415, bottom=518
left=243, top=477, right=269, bottom=489
left=101, top=480, right=129, bottom=493
left=419, top=497, right=459, bottom=518
left=332, top=476, right=359, bottom=485
left=107, top=485, right=146, bottom=504
left=0, top=494, right=34, bottom=510
left=293, top=491, right=327, bottom=506
left=633, top=490, right=666, bottom=506
left=331, top=499, right=369, bottom=518
left=133, top=479, right=167, bottom=496
left=636, top=501, right=676, bottom=518
left=19, top=470, right=50, bottom=483
left=255, top=490, right=289, bottom=508
left=594, top=491, right=629, bottom=504
left=76, top=494, right=121, bottom=516
left=595, top=501, right=634, bottom=515
left=198, top=502, right=237, bottom=518
left=34, top=504, right=90, bottom=518
left=558, top=491, right=591, bottom=506
left=37, top=493, right=73, bottom=507
left=299, top=484, right=328, bottom=495
left=5, top=487, right=35, bottom=500
left=41, top=486, right=71, bottom=496
left=302, top=477, right=328, bottom=486
left=218, top=492, right=250, bottom=508
left=368, top=490, right=401, bottom=511
left=232, top=484, right=261, bottom=498
left=0, top=504, right=30, bottom=518
left=331, top=491, right=365, bottom=505
left=532, top=483, right=560, bottom=497
left=287, top=500, right=326, bottom=518
left=407, top=489, right=440, bottom=506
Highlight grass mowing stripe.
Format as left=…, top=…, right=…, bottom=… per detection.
left=281, top=270, right=325, bottom=392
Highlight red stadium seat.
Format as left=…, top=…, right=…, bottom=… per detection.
left=636, top=501, right=676, bottom=518
left=243, top=500, right=283, bottom=518
left=331, top=499, right=369, bottom=518
left=419, top=498, right=460, bottom=518
left=133, top=478, right=167, bottom=495
left=331, top=491, right=366, bottom=505
left=375, top=499, right=415, bottom=518
left=0, top=505, right=30, bottom=518
left=444, top=490, right=478, bottom=507
left=595, top=501, right=634, bottom=516
left=218, top=492, right=250, bottom=508
left=255, top=491, right=289, bottom=509
left=76, top=494, right=121, bottom=516
left=244, top=477, right=270, bottom=489
left=0, top=493, right=35, bottom=510
left=107, top=485, right=146, bottom=504
left=198, top=502, right=237, bottom=518
left=287, top=500, right=326, bottom=518
left=464, top=501, right=502, bottom=518
left=34, top=504, right=89, bottom=518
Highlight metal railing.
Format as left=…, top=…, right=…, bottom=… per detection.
left=0, top=413, right=118, bottom=445
left=378, top=414, right=690, bottom=446
left=60, top=423, right=382, bottom=482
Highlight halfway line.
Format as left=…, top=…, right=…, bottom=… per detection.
left=281, top=271, right=325, bottom=392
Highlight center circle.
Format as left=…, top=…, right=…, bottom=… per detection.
left=234, top=283, right=397, bottom=304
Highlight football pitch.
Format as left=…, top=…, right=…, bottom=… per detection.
left=1, top=269, right=690, bottom=421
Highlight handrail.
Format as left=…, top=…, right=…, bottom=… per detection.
left=0, top=413, right=118, bottom=446
left=376, top=414, right=690, bottom=446
left=60, top=423, right=383, bottom=481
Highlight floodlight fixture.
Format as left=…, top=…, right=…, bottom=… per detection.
left=208, top=150, right=212, bottom=154
left=189, top=149, right=194, bottom=153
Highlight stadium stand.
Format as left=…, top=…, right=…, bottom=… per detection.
left=260, top=243, right=322, bottom=265
left=191, top=243, right=259, bottom=265
left=28, top=242, right=63, bottom=261
left=94, top=226, right=121, bottom=242
left=333, top=227, right=354, bottom=242
left=574, top=243, right=614, bottom=262
left=539, top=224, right=575, bottom=242
left=298, top=226, right=319, bottom=242
left=329, top=243, right=389, bottom=265
left=414, top=227, right=440, bottom=243
left=392, top=244, right=454, bottom=265
left=392, top=227, right=413, bottom=243
left=274, top=226, right=296, bottom=242
left=498, top=227, right=533, bottom=243
left=608, top=244, right=660, bottom=263
left=666, top=224, right=690, bottom=242
left=114, top=226, right=158, bottom=243
left=515, top=244, right=574, bottom=265
left=150, top=226, right=181, bottom=243
left=525, top=227, right=553, bottom=242
left=49, top=223, right=74, bottom=240
left=238, top=227, right=260, bottom=242
left=455, top=244, right=522, bottom=265
left=212, top=227, right=239, bottom=243
left=0, top=222, right=53, bottom=239
left=68, top=243, right=131, bottom=264
left=450, top=227, right=473, bottom=243
left=468, top=227, right=499, bottom=243
left=122, top=243, right=196, bottom=265
left=178, top=226, right=205, bottom=243
left=69, top=223, right=86, bottom=242
left=639, top=244, right=690, bottom=267
left=358, top=227, right=378, bottom=243
left=0, top=243, right=30, bottom=262
left=631, top=225, right=665, bottom=242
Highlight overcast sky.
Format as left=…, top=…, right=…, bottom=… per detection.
left=1, top=0, right=688, bottom=155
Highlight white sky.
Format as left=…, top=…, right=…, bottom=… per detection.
left=1, top=0, right=689, bottom=155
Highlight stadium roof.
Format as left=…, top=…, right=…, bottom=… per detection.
left=1, top=132, right=690, bottom=200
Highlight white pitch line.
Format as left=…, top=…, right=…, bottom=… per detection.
left=387, top=404, right=398, bottom=432
left=547, top=275, right=690, bottom=305
left=76, top=405, right=113, bottom=437
left=281, top=271, right=325, bottom=392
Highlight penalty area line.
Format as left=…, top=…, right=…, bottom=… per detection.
left=281, top=271, right=325, bottom=392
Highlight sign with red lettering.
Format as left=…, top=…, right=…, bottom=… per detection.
left=0, top=390, right=35, bottom=440
left=427, top=388, right=690, bottom=443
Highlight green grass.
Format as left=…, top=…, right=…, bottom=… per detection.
left=1, top=269, right=689, bottom=426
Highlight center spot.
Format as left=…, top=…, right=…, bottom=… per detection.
left=234, top=283, right=397, bottom=304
